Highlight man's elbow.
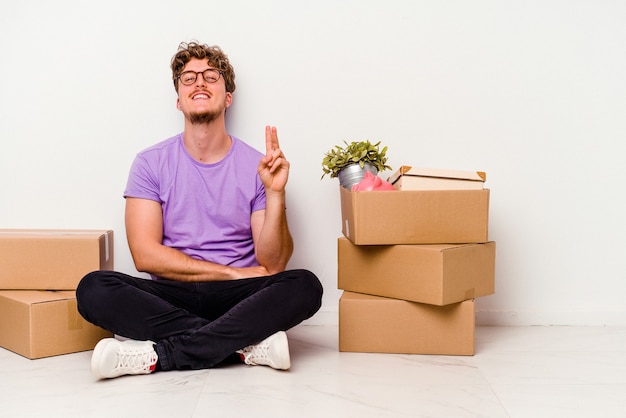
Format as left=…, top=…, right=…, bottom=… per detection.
left=129, top=249, right=153, bottom=273
left=266, top=263, right=288, bottom=275
left=257, top=253, right=292, bottom=275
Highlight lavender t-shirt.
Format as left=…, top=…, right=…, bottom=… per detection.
left=124, top=133, right=266, bottom=275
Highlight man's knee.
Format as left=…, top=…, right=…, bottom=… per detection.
left=290, top=269, right=323, bottom=312
left=77, top=270, right=103, bottom=298
left=76, top=270, right=113, bottom=320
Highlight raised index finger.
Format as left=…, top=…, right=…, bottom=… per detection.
left=265, top=125, right=279, bottom=153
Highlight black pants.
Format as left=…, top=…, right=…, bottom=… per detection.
left=76, top=269, right=323, bottom=371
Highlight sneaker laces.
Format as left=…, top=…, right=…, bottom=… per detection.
left=116, top=345, right=158, bottom=373
left=237, top=343, right=269, bottom=366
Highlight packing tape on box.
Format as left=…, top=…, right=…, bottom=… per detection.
left=105, top=232, right=110, bottom=263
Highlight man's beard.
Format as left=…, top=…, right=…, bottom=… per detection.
left=189, top=109, right=220, bottom=125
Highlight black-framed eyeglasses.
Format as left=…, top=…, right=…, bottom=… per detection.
left=176, top=69, right=222, bottom=86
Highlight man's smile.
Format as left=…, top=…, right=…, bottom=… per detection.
left=191, top=92, right=210, bottom=100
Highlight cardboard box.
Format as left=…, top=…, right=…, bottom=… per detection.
left=340, top=187, right=489, bottom=245
left=338, top=238, right=495, bottom=306
left=0, top=229, right=113, bottom=290
left=388, top=166, right=486, bottom=190
left=339, top=292, right=475, bottom=355
left=0, top=290, right=112, bottom=359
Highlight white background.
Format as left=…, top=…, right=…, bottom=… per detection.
left=1, top=0, right=625, bottom=325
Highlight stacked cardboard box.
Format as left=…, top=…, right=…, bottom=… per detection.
left=0, top=229, right=114, bottom=359
left=337, top=167, right=495, bottom=356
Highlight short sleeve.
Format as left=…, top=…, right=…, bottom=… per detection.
left=251, top=175, right=266, bottom=212
left=124, top=154, right=162, bottom=202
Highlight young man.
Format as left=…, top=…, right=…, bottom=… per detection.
left=76, top=42, right=323, bottom=379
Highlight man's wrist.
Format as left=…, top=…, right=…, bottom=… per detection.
left=265, top=189, right=286, bottom=204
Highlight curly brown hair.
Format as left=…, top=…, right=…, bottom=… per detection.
left=170, top=41, right=236, bottom=94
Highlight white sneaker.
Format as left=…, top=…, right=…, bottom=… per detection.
left=91, top=338, right=158, bottom=379
left=237, top=331, right=290, bottom=370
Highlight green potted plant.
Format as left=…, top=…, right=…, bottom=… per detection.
left=321, top=140, right=392, bottom=189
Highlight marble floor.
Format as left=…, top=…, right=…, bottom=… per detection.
left=1, top=325, right=626, bottom=418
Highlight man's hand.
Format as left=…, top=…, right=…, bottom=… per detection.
left=258, top=126, right=289, bottom=193
left=229, top=265, right=270, bottom=280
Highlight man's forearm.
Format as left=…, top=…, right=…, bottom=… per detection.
left=131, top=242, right=266, bottom=282
left=255, top=191, right=293, bottom=273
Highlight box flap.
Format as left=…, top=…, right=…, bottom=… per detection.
left=388, top=166, right=486, bottom=185
left=0, top=229, right=112, bottom=238
left=0, top=290, right=76, bottom=305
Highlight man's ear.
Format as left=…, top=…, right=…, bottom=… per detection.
left=176, top=97, right=181, bottom=111
left=225, top=92, right=233, bottom=108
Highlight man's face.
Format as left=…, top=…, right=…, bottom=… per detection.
left=176, top=58, right=232, bottom=125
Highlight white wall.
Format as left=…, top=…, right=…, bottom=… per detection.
left=1, top=0, right=625, bottom=326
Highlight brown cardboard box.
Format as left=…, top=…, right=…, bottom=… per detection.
left=388, top=166, right=486, bottom=190
left=0, top=229, right=113, bottom=290
left=338, top=238, right=495, bottom=306
left=340, top=187, right=490, bottom=245
left=339, top=291, right=475, bottom=355
left=0, top=290, right=112, bottom=359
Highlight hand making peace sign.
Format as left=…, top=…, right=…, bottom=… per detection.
left=258, top=125, right=290, bottom=193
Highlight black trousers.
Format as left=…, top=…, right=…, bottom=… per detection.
left=76, top=269, right=323, bottom=371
